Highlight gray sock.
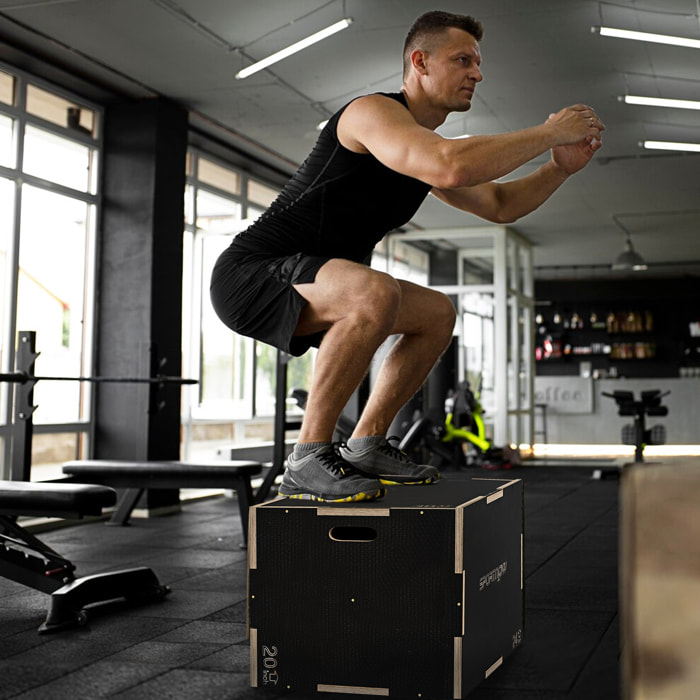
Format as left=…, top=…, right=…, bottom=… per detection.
left=293, top=441, right=330, bottom=458
left=346, top=435, right=384, bottom=451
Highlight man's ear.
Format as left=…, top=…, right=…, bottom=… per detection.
left=410, top=48, right=429, bottom=75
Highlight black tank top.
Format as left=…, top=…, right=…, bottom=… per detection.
left=228, top=92, right=432, bottom=263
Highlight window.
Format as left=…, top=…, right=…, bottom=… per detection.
left=196, top=188, right=241, bottom=233
left=0, top=70, right=15, bottom=106
left=248, top=179, right=277, bottom=208
left=26, top=84, right=96, bottom=137
left=0, top=64, right=101, bottom=479
left=0, top=113, right=14, bottom=167
left=374, top=238, right=429, bottom=286
left=23, top=124, right=96, bottom=192
left=198, top=157, right=240, bottom=196
left=0, top=177, right=13, bottom=373
left=181, top=151, right=315, bottom=460
left=198, top=231, right=253, bottom=414
left=17, top=186, right=93, bottom=423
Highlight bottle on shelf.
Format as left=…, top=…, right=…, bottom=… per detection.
left=645, top=310, right=654, bottom=332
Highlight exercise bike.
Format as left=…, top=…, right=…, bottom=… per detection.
left=289, top=381, right=519, bottom=470
left=399, top=381, right=520, bottom=470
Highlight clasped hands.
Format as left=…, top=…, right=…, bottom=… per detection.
left=547, top=104, right=605, bottom=175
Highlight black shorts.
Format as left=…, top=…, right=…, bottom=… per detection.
left=210, top=249, right=330, bottom=356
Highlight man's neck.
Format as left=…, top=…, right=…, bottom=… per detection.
left=400, top=85, right=449, bottom=131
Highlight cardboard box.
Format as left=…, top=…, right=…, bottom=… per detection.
left=249, top=477, right=523, bottom=698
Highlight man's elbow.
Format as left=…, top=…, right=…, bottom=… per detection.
left=432, top=150, right=485, bottom=189
left=432, top=169, right=466, bottom=190
left=436, top=167, right=485, bottom=190
left=479, top=202, right=520, bottom=224
left=492, top=210, right=520, bottom=224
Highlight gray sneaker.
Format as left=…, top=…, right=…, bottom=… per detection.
left=340, top=437, right=441, bottom=485
left=279, top=443, right=386, bottom=502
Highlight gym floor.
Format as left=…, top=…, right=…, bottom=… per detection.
left=0, top=465, right=620, bottom=700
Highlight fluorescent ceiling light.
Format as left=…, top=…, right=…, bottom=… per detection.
left=236, top=18, right=352, bottom=79
left=594, top=26, right=700, bottom=49
left=623, top=95, right=700, bottom=110
left=642, top=140, right=700, bottom=152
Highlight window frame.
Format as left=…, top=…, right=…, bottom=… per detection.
left=0, top=61, right=103, bottom=480
left=183, top=148, right=276, bottom=426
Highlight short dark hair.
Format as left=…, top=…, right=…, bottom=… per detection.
left=403, top=10, right=484, bottom=78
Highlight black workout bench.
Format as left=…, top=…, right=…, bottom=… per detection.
left=0, top=480, right=169, bottom=633
left=62, top=460, right=263, bottom=545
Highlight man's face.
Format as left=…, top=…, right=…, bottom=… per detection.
left=421, top=28, right=483, bottom=112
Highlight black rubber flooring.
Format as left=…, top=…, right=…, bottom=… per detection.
left=0, top=465, right=620, bottom=699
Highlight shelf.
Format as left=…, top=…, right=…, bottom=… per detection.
left=536, top=357, right=656, bottom=363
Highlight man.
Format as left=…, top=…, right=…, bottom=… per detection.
left=210, top=11, right=604, bottom=502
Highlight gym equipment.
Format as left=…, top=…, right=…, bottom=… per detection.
left=0, top=480, right=169, bottom=633
left=400, top=381, right=520, bottom=470
left=602, top=389, right=669, bottom=463
left=249, top=478, right=523, bottom=698
left=288, top=380, right=519, bottom=471
left=1, top=331, right=263, bottom=545
left=0, top=371, right=198, bottom=385
left=62, top=459, right=261, bottom=545
left=6, top=330, right=198, bottom=482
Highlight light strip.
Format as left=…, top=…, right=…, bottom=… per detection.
left=595, top=26, right=700, bottom=49
left=236, top=18, right=352, bottom=79
left=623, top=95, right=700, bottom=110
left=530, top=443, right=700, bottom=458
left=642, top=140, right=700, bottom=152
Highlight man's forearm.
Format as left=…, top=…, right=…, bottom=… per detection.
left=436, top=125, right=559, bottom=189
left=493, top=159, right=570, bottom=222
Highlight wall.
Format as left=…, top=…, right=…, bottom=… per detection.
left=535, top=376, right=699, bottom=445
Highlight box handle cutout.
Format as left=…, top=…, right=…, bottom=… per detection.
left=329, top=526, right=377, bottom=542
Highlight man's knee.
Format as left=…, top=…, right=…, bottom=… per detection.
left=439, top=292, right=457, bottom=329
left=434, top=292, right=457, bottom=339
left=357, top=271, right=402, bottom=325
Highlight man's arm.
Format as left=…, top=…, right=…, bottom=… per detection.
left=430, top=161, right=568, bottom=223
left=338, top=95, right=603, bottom=190
left=431, top=126, right=602, bottom=223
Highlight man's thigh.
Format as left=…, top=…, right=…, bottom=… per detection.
left=390, top=279, right=456, bottom=336
left=293, top=258, right=397, bottom=336
left=293, top=259, right=454, bottom=338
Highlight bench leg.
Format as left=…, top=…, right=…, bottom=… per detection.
left=1, top=515, right=170, bottom=633
left=41, top=567, right=170, bottom=634
left=108, top=488, right=145, bottom=525
left=1, top=515, right=75, bottom=594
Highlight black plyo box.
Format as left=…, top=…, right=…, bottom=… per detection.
left=249, top=477, right=523, bottom=698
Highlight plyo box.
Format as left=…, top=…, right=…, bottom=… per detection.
left=249, top=477, right=523, bottom=699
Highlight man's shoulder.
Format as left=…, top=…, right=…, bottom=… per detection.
left=348, top=91, right=406, bottom=109
left=340, top=92, right=411, bottom=124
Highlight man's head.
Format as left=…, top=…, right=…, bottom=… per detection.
left=403, top=11, right=483, bottom=81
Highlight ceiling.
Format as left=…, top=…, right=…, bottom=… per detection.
left=0, top=0, right=698, bottom=279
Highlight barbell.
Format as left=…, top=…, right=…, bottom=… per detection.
left=0, top=372, right=198, bottom=385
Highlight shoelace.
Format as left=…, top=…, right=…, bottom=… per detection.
left=316, top=442, right=353, bottom=477
left=377, top=436, right=412, bottom=464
